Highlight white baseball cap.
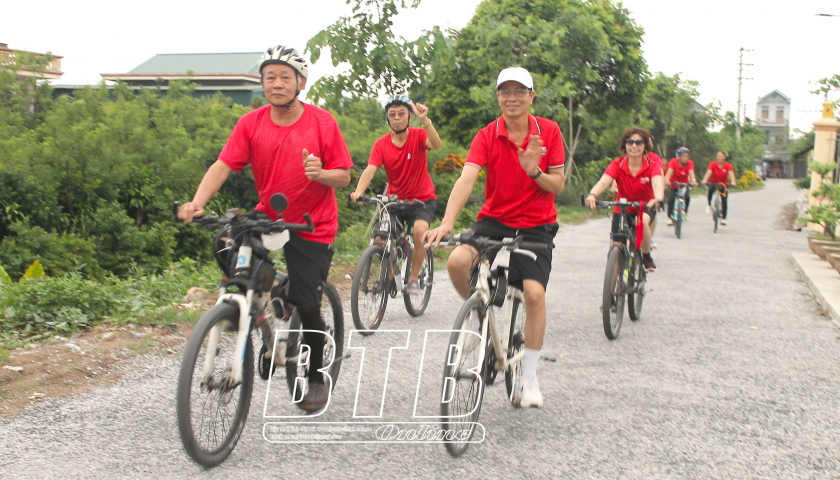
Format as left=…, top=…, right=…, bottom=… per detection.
left=496, top=67, right=534, bottom=91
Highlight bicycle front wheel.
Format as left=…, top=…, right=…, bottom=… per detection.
left=675, top=200, right=683, bottom=239
left=602, top=246, right=626, bottom=340
left=286, top=281, right=345, bottom=398
left=628, top=250, right=645, bottom=321
left=504, top=296, right=526, bottom=404
left=351, top=244, right=389, bottom=335
left=176, top=301, right=254, bottom=467
left=404, top=246, right=434, bottom=317
left=441, top=296, right=486, bottom=457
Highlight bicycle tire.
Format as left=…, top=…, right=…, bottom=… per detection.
left=712, top=194, right=721, bottom=234
left=602, top=246, right=625, bottom=340
left=675, top=200, right=683, bottom=239
left=177, top=301, right=253, bottom=467
left=350, top=244, right=389, bottom=335
left=441, top=296, right=486, bottom=457
left=628, top=250, right=645, bottom=321
left=404, top=246, right=434, bottom=317
left=504, top=297, right=526, bottom=404
left=285, top=281, right=345, bottom=399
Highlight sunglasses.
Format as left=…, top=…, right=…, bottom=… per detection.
left=625, top=139, right=646, bottom=146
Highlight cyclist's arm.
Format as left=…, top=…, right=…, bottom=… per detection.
left=728, top=170, right=737, bottom=186
left=652, top=175, right=665, bottom=202
left=689, top=169, right=698, bottom=185
left=314, top=168, right=351, bottom=188
left=585, top=174, right=615, bottom=209
left=533, top=165, right=565, bottom=194
left=424, top=165, right=480, bottom=245
left=352, top=164, right=380, bottom=200
left=423, top=122, right=443, bottom=150
left=178, top=160, right=232, bottom=222
left=664, top=168, right=674, bottom=183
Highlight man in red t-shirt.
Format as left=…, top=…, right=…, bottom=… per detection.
left=664, top=147, right=699, bottom=225
left=426, top=67, right=565, bottom=409
left=701, top=150, right=737, bottom=225
left=350, top=95, right=442, bottom=294
left=177, top=45, right=353, bottom=412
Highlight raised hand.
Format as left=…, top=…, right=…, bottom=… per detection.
left=303, top=148, right=322, bottom=181
left=413, top=103, right=429, bottom=123
left=517, top=134, right=543, bottom=176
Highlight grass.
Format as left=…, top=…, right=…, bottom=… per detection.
left=127, top=336, right=156, bottom=351
left=557, top=205, right=601, bottom=225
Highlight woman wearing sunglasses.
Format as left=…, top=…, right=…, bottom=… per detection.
left=585, top=127, right=665, bottom=271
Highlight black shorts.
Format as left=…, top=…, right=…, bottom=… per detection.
left=396, top=199, right=436, bottom=227
left=610, top=207, right=657, bottom=234
left=467, top=218, right=558, bottom=290
left=284, top=233, right=333, bottom=310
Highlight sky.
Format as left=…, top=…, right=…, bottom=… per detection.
left=3, top=0, right=838, bottom=135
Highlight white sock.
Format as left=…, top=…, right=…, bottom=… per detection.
left=523, top=348, right=540, bottom=380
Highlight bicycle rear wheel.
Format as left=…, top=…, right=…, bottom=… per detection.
left=504, top=296, right=526, bottom=404
left=286, top=281, right=345, bottom=399
left=602, top=246, right=625, bottom=340
left=675, top=200, right=683, bottom=239
left=712, top=194, right=721, bottom=233
left=441, top=296, right=486, bottom=457
left=177, top=301, right=253, bottom=467
left=404, top=246, right=434, bottom=317
left=351, top=244, right=389, bottom=335
left=628, top=250, right=645, bottom=321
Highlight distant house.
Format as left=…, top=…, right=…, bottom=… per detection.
left=87, top=52, right=264, bottom=107
left=755, top=90, right=803, bottom=177
left=0, top=43, right=63, bottom=80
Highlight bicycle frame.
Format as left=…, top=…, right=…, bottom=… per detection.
left=670, top=184, right=689, bottom=222
left=368, top=196, right=420, bottom=293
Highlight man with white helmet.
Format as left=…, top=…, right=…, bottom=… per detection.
left=178, top=45, right=353, bottom=412
left=425, top=67, right=566, bottom=408
left=350, top=94, right=442, bottom=294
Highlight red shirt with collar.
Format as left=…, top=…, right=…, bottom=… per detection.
left=603, top=156, right=663, bottom=213
left=219, top=103, right=354, bottom=244
left=666, top=158, right=695, bottom=187
left=708, top=161, right=734, bottom=184
left=648, top=152, right=664, bottom=170
left=465, top=114, right=565, bottom=228
left=369, top=127, right=435, bottom=201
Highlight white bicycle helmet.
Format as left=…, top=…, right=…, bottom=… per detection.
left=259, top=45, right=309, bottom=78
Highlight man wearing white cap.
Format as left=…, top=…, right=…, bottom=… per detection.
left=426, top=67, right=565, bottom=408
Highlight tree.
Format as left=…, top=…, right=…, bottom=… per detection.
left=423, top=0, right=649, bottom=178
left=305, top=0, right=448, bottom=102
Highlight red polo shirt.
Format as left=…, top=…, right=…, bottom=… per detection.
left=604, top=156, right=663, bottom=213
left=369, top=127, right=435, bottom=201
left=708, top=161, right=734, bottom=184
left=465, top=114, right=565, bottom=228
left=667, top=158, right=695, bottom=187
left=219, top=103, right=354, bottom=244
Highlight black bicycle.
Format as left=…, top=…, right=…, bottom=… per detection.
left=584, top=196, right=648, bottom=340
left=174, top=194, right=344, bottom=467
left=350, top=194, right=434, bottom=335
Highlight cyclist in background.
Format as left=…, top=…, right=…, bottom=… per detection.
left=585, top=127, right=664, bottom=271
left=701, top=150, right=737, bottom=225
left=350, top=95, right=442, bottom=294
left=664, top=147, right=699, bottom=225
left=177, top=45, right=353, bottom=412
left=425, top=67, right=565, bottom=408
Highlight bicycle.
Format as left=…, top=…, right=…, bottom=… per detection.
left=436, top=232, right=548, bottom=457
left=705, top=182, right=729, bottom=233
left=668, top=182, right=690, bottom=239
left=350, top=194, right=434, bottom=335
left=174, top=194, right=345, bottom=467
left=583, top=196, right=648, bottom=340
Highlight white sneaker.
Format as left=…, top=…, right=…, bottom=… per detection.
left=705, top=205, right=711, bottom=215
left=665, top=218, right=673, bottom=226
left=721, top=219, right=727, bottom=226
left=685, top=213, right=690, bottom=222
left=519, top=376, right=544, bottom=408
left=463, top=309, right=481, bottom=354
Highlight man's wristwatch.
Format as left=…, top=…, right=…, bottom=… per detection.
left=528, top=167, right=543, bottom=180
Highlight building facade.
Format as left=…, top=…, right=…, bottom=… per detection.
left=0, top=43, right=63, bottom=80
left=755, top=90, right=799, bottom=177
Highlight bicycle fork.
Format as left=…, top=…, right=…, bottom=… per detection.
left=203, top=290, right=253, bottom=387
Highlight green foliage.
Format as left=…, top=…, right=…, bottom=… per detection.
left=0, top=265, right=11, bottom=285
left=799, top=161, right=840, bottom=239
left=306, top=0, right=448, bottom=101
left=21, top=260, right=46, bottom=281
left=811, top=74, right=840, bottom=101
left=789, top=129, right=815, bottom=161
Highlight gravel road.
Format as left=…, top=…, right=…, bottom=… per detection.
left=1, top=179, right=838, bottom=479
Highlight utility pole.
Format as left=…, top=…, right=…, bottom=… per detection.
left=736, top=47, right=754, bottom=141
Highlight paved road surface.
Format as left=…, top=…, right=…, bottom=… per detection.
left=2, top=179, right=838, bottom=479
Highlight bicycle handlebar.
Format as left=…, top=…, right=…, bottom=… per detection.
left=173, top=201, right=314, bottom=234
left=580, top=195, right=643, bottom=210
left=352, top=193, right=424, bottom=208
left=439, top=232, right=549, bottom=253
